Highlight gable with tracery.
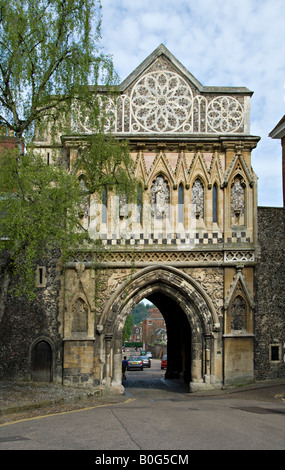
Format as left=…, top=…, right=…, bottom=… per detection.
left=71, top=45, right=251, bottom=137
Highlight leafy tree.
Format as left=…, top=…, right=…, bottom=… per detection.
left=0, top=148, right=85, bottom=298
left=73, top=133, right=137, bottom=202
left=0, top=0, right=115, bottom=146
left=123, top=314, right=134, bottom=343
left=0, top=0, right=138, bottom=304
left=131, top=301, right=155, bottom=325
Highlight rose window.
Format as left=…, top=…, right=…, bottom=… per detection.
left=207, top=96, right=244, bottom=133
left=130, top=71, right=193, bottom=132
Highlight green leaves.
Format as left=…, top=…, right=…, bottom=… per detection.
left=0, top=0, right=110, bottom=141
left=123, top=314, right=134, bottom=342
left=0, top=0, right=139, bottom=300
left=0, top=148, right=86, bottom=298
left=74, top=134, right=138, bottom=201
left=0, top=139, right=139, bottom=298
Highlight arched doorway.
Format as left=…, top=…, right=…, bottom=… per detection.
left=146, top=292, right=192, bottom=383
left=31, top=340, right=53, bottom=382
left=98, top=266, right=221, bottom=392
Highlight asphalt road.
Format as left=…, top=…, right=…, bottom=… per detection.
left=0, top=359, right=284, bottom=452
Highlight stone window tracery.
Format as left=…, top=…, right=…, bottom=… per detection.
left=71, top=298, right=88, bottom=334
left=102, top=186, right=107, bottom=224
left=207, top=96, right=244, bottom=133
left=130, top=71, right=193, bottom=133
left=137, top=184, right=143, bottom=224
left=231, top=295, right=247, bottom=331
left=178, top=183, right=184, bottom=224
left=213, top=183, right=218, bottom=223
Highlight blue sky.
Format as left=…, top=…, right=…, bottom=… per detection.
left=99, top=0, right=285, bottom=207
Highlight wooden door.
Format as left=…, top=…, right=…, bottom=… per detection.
left=31, top=341, right=52, bottom=382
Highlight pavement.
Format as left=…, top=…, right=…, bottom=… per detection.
left=0, top=377, right=285, bottom=425
left=0, top=380, right=128, bottom=424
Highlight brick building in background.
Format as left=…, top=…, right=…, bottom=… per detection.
left=0, top=124, right=17, bottom=150
left=0, top=122, right=24, bottom=152
left=142, top=308, right=167, bottom=357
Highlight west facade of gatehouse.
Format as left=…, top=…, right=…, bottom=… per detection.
left=1, top=45, right=284, bottom=392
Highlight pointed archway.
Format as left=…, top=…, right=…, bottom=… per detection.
left=146, top=291, right=192, bottom=383
left=98, top=266, right=221, bottom=392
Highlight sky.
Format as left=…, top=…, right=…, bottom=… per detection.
left=99, top=0, right=285, bottom=207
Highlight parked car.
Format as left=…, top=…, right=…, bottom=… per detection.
left=139, top=355, right=151, bottom=368
left=161, top=354, right=167, bottom=369
left=127, top=356, right=143, bottom=370
left=146, top=351, right=152, bottom=359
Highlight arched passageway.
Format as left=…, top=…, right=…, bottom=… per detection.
left=146, top=292, right=192, bottom=383
left=99, top=266, right=221, bottom=393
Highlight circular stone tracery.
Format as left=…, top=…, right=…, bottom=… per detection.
left=207, top=96, right=244, bottom=133
left=130, top=71, right=193, bottom=132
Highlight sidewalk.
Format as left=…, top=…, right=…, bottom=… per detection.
left=0, top=380, right=126, bottom=419
left=0, top=378, right=285, bottom=419
left=191, top=377, right=285, bottom=398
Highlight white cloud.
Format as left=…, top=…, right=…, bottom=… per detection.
left=100, top=0, right=285, bottom=206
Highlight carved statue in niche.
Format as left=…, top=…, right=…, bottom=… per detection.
left=231, top=175, right=245, bottom=222
left=231, top=295, right=246, bottom=331
left=71, top=298, right=88, bottom=333
left=78, top=175, right=89, bottom=218
left=119, top=193, right=128, bottom=218
left=191, top=178, right=204, bottom=219
left=150, top=175, right=170, bottom=219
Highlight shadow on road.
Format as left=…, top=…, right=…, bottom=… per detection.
left=122, top=356, right=190, bottom=395
left=123, top=371, right=189, bottom=395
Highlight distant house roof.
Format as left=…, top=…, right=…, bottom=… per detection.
left=269, top=115, right=285, bottom=139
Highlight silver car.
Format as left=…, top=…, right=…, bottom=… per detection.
left=139, top=355, right=151, bottom=368
left=127, top=356, right=143, bottom=370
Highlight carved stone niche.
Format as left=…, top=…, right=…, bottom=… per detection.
left=231, top=295, right=247, bottom=332
left=150, top=175, right=170, bottom=220
left=71, top=298, right=88, bottom=335
left=191, top=178, right=204, bottom=219
left=231, top=175, right=245, bottom=225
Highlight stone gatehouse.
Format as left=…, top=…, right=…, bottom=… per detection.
left=0, top=45, right=284, bottom=393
